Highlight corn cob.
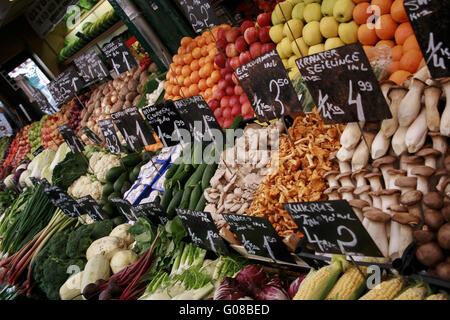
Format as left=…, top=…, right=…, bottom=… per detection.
left=293, top=269, right=317, bottom=300
left=426, top=293, right=449, bottom=300
left=359, top=277, right=403, bottom=300
left=394, top=285, right=427, bottom=300
left=293, top=256, right=346, bottom=300
left=325, top=266, right=367, bottom=300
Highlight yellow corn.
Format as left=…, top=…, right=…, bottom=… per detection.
left=359, top=278, right=403, bottom=300
left=394, top=286, right=427, bottom=300
left=293, top=262, right=342, bottom=300
left=325, top=266, right=367, bottom=300
left=426, top=293, right=449, bottom=300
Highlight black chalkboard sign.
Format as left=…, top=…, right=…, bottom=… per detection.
left=173, top=95, right=222, bottom=145
left=283, top=200, right=383, bottom=257
left=142, top=101, right=189, bottom=147
left=404, top=0, right=450, bottom=78
left=32, top=89, right=54, bottom=114
left=101, top=39, right=138, bottom=76
left=48, top=66, right=85, bottom=106
left=58, top=124, right=84, bottom=153
left=75, top=50, right=110, bottom=82
left=110, top=198, right=137, bottom=222
left=111, top=107, right=156, bottom=150
left=134, top=202, right=169, bottom=226
left=41, top=178, right=82, bottom=218
left=296, top=42, right=391, bottom=124
left=223, top=213, right=294, bottom=263
left=177, top=0, right=219, bottom=34
left=32, top=146, right=44, bottom=157
left=98, top=118, right=122, bottom=153
left=76, top=196, right=107, bottom=221
left=82, top=126, right=103, bottom=145
left=176, top=209, right=229, bottom=255
left=236, top=49, right=302, bottom=122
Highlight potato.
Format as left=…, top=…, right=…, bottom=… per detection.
left=140, top=71, right=149, bottom=83
left=123, top=101, right=132, bottom=108
left=438, top=223, right=450, bottom=249
left=132, top=94, right=143, bottom=106
left=132, top=69, right=141, bottom=81
left=86, top=236, right=126, bottom=261
left=102, top=86, right=109, bottom=95
left=119, top=86, right=129, bottom=100
left=125, top=91, right=138, bottom=102
left=111, top=101, right=124, bottom=114
left=436, top=262, right=450, bottom=281
left=127, top=79, right=139, bottom=92
left=109, top=224, right=134, bottom=245
left=110, top=250, right=138, bottom=274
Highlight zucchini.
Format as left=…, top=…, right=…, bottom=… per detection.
left=185, top=163, right=208, bottom=188
left=120, top=153, right=142, bottom=168
left=106, top=166, right=125, bottom=183
left=160, top=188, right=173, bottom=211
left=201, top=163, right=218, bottom=190
left=114, top=172, right=128, bottom=193
left=102, top=183, right=114, bottom=199
left=179, top=186, right=194, bottom=210
left=108, top=192, right=121, bottom=201
left=191, top=143, right=203, bottom=168
left=142, top=151, right=155, bottom=162
left=120, top=181, right=132, bottom=196
left=189, top=184, right=203, bottom=210
left=194, top=194, right=207, bottom=211
left=167, top=164, right=193, bottom=189
left=102, top=202, right=115, bottom=217
left=164, top=163, right=179, bottom=180
left=154, top=196, right=161, bottom=205
left=167, top=189, right=184, bottom=218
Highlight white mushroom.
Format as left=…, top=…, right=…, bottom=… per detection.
left=440, top=78, right=450, bottom=137
left=424, top=83, right=442, bottom=132
left=340, top=122, right=364, bottom=150
left=351, top=132, right=375, bottom=171
left=381, top=87, right=408, bottom=138
left=405, top=108, right=428, bottom=153
left=398, top=77, right=426, bottom=127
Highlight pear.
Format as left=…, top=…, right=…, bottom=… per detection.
left=292, top=2, right=306, bottom=21
left=303, top=3, right=323, bottom=23
left=279, top=37, right=294, bottom=58
left=271, top=9, right=282, bottom=25
left=338, top=21, right=358, bottom=44
left=304, top=0, right=321, bottom=3
left=287, top=0, right=303, bottom=5
left=274, top=1, right=294, bottom=22
left=319, top=16, right=339, bottom=38
left=269, top=24, right=285, bottom=43
left=288, top=55, right=302, bottom=69
left=324, top=37, right=345, bottom=50
left=321, top=0, right=338, bottom=17
left=292, top=37, right=310, bottom=56
left=333, top=0, right=355, bottom=23
left=308, top=44, right=326, bottom=55
left=283, top=19, right=304, bottom=41
left=282, top=58, right=289, bottom=69
left=302, top=21, right=323, bottom=46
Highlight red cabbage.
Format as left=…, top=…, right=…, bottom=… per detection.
left=235, top=265, right=268, bottom=296
left=214, top=277, right=247, bottom=300
left=256, top=279, right=290, bottom=300
left=288, top=275, right=307, bottom=299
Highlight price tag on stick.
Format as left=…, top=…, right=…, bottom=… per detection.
left=142, top=101, right=190, bottom=147
left=76, top=196, right=107, bottom=221
left=41, top=178, right=83, bottom=218
left=403, top=0, right=450, bottom=78
left=177, top=0, right=219, bottom=34
left=58, top=124, right=85, bottom=153
left=82, top=127, right=103, bottom=145
left=110, top=198, right=137, bottom=222
left=176, top=209, right=229, bottom=255
left=102, top=39, right=138, bottom=76
left=134, top=202, right=169, bottom=226
left=236, top=49, right=302, bottom=122
left=111, top=107, right=156, bottom=150
left=98, top=118, right=122, bottom=153
left=32, top=89, right=54, bottom=114
left=75, top=50, right=109, bottom=82
left=296, top=42, right=391, bottom=124
left=48, top=66, right=85, bottom=106
left=283, top=200, right=383, bottom=257
left=223, top=213, right=294, bottom=263
left=32, top=146, right=44, bottom=157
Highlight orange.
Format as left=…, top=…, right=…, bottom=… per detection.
left=190, top=59, right=200, bottom=71
left=174, top=65, right=182, bottom=75
left=399, top=49, right=423, bottom=73
left=207, top=42, right=217, bottom=52
left=375, top=14, right=398, bottom=40
left=190, top=70, right=200, bottom=84
left=402, top=34, right=420, bottom=52
left=390, top=0, right=408, bottom=23
left=389, top=61, right=400, bottom=74
left=187, top=41, right=198, bottom=52
left=172, top=55, right=180, bottom=65
left=203, top=63, right=214, bottom=76
left=183, top=76, right=192, bottom=88
left=197, top=36, right=207, bottom=47
left=172, top=85, right=180, bottom=96
left=176, top=75, right=185, bottom=86
left=210, top=70, right=221, bottom=83
left=389, top=69, right=411, bottom=85
left=204, top=88, right=213, bottom=99
left=199, top=57, right=206, bottom=66
left=206, top=76, right=215, bottom=88
left=391, top=45, right=403, bottom=60
left=358, top=24, right=379, bottom=45
left=376, top=39, right=395, bottom=47
left=212, top=84, right=218, bottom=93
left=180, top=37, right=193, bottom=47
left=199, top=66, right=206, bottom=79
left=394, top=22, right=413, bottom=45
left=371, top=0, right=393, bottom=15
left=353, top=3, right=372, bottom=25
left=183, top=53, right=193, bottom=65
left=181, top=65, right=191, bottom=77
left=192, top=47, right=202, bottom=59
left=198, top=79, right=208, bottom=91
left=201, top=46, right=209, bottom=57
left=204, top=33, right=214, bottom=44
left=363, top=45, right=375, bottom=60
left=178, top=46, right=186, bottom=55
left=353, top=0, right=370, bottom=2
left=189, top=84, right=200, bottom=96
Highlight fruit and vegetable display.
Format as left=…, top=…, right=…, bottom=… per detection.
left=1, top=125, right=31, bottom=169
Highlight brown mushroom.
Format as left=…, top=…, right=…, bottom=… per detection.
left=401, top=155, right=424, bottom=176
left=400, top=190, right=423, bottom=220
left=338, top=186, right=355, bottom=201
left=389, top=204, right=408, bottom=212
left=395, top=176, right=417, bottom=195
left=349, top=199, right=370, bottom=222
left=323, top=171, right=340, bottom=189
left=424, top=209, right=445, bottom=230
left=416, top=148, right=442, bottom=170
left=336, top=172, right=354, bottom=188
left=324, top=187, right=341, bottom=201
left=411, top=165, right=435, bottom=194
left=372, top=155, right=397, bottom=189
left=392, top=213, right=421, bottom=226
left=413, top=229, right=436, bottom=245
left=423, top=192, right=444, bottom=210
left=387, top=169, right=406, bottom=190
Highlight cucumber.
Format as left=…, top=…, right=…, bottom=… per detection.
left=142, top=151, right=155, bottom=162
left=129, top=162, right=143, bottom=182
left=102, top=183, right=114, bottom=199
left=201, top=163, right=218, bottom=190
left=161, top=188, right=173, bottom=211
left=191, top=143, right=203, bottom=168
left=194, top=194, right=207, bottom=211
left=108, top=192, right=121, bottom=201
left=185, top=163, right=208, bottom=188
left=179, top=186, right=194, bottom=210
left=120, top=181, right=132, bottom=196
left=114, top=172, right=128, bottom=193
left=120, top=153, right=142, bottom=167
left=189, top=184, right=203, bottom=211
left=106, top=166, right=125, bottom=183
left=102, top=202, right=115, bottom=217
left=167, top=189, right=184, bottom=218
left=154, top=196, right=161, bottom=205
left=164, top=163, right=179, bottom=180
left=167, top=164, right=193, bottom=189
left=112, top=215, right=126, bottom=227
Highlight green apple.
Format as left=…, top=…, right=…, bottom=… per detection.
left=269, top=24, right=285, bottom=43
left=288, top=54, right=302, bottom=69
left=321, top=0, right=338, bottom=17
left=292, top=3, right=306, bottom=21
left=287, top=0, right=303, bottom=5
left=291, top=37, right=310, bottom=56
left=279, top=37, right=294, bottom=58
left=338, top=21, right=358, bottom=44
left=308, top=44, right=325, bottom=55
left=283, top=19, right=304, bottom=41
left=303, top=0, right=321, bottom=3
left=302, top=21, right=322, bottom=46
left=289, top=68, right=301, bottom=81
left=324, top=37, right=345, bottom=50
left=271, top=9, right=282, bottom=25
left=303, top=3, right=322, bottom=23
left=282, top=58, right=289, bottom=69
left=333, top=0, right=355, bottom=22
left=319, top=16, right=339, bottom=38
left=274, top=1, right=294, bottom=22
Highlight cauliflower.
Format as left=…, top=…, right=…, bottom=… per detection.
left=89, top=152, right=121, bottom=181
left=68, top=175, right=104, bottom=201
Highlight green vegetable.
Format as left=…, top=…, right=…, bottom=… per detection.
left=114, top=172, right=128, bottom=193
left=120, top=153, right=142, bottom=168
left=191, top=143, right=203, bottom=169
left=167, top=189, right=183, bottom=218
left=102, top=183, right=114, bottom=199
left=201, top=163, right=218, bottom=190
left=102, top=202, right=115, bottom=217
left=121, top=181, right=132, bottom=196
left=189, top=184, right=202, bottom=210
left=108, top=192, right=121, bottom=201
left=164, top=163, right=179, bottom=180
left=179, top=186, right=194, bottom=210
left=106, top=166, right=125, bottom=183
left=52, top=152, right=88, bottom=190
left=160, top=188, right=173, bottom=211
left=194, top=194, right=207, bottom=211
left=185, top=163, right=208, bottom=188
left=142, top=151, right=155, bottom=162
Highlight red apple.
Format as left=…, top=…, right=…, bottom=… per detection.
left=216, top=39, right=227, bottom=52
left=229, top=95, right=240, bottom=108
left=244, top=112, right=254, bottom=120
left=214, top=54, right=226, bottom=68
left=214, top=107, right=223, bottom=118
left=213, top=89, right=225, bottom=101
left=257, top=13, right=271, bottom=27
left=261, top=43, right=276, bottom=54
left=241, top=102, right=253, bottom=115
left=235, top=36, right=248, bottom=53
left=239, top=51, right=252, bottom=65
left=218, top=79, right=228, bottom=90
left=224, top=73, right=234, bottom=85
left=226, top=43, right=238, bottom=58
left=259, top=26, right=271, bottom=43
left=232, top=72, right=240, bottom=85
left=222, top=107, right=231, bottom=119
left=240, top=20, right=255, bottom=35
left=217, top=28, right=227, bottom=41
left=234, top=85, right=244, bottom=96
left=208, top=99, right=220, bottom=111
left=225, top=27, right=241, bottom=43
left=223, top=118, right=234, bottom=128
left=249, top=42, right=262, bottom=59
left=231, top=105, right=241, bottom=117
left=240, top=93, right=249, bottom=104
left=225, top=86, right=235, bottom=96
left=244, top=27, right=259, bottom=45
left=218, top=117, right=224, bottom=127
left=220, top=96, right=230, bottom=108
left=229, top=56, right=241, bottom=70
left=221, top=66, right=231, bottom=78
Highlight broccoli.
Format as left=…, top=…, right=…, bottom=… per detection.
left=48, top=231, right=69, bottom=260
left=90, top=219, right=114, bottom=240
left=65, top=224, right=94, bottom=259
left=41, top=258, right=71, bottom=300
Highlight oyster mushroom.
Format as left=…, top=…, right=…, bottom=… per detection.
left=365, top=172, right=383, bottom=191
left=323, top=171, right=340, bottom=189
left=372, top=155, right=397, bottom=189
left=391, top=212, right=421, bottom=259
left=352, top=132, right=375, bottom=171
left=349, top=199, right=370, bottom=222
left=400, top=190, right=423, bottom=221
left=351, top=169, right=369, bottom=188
left=387, top=169, right=406, bottom=190
left=354, top=185, right=372, bottom=205
left=416, top=148, right=442, bottom=170
left=371, top=131, right=391, bottom=160
left=340, top=122, right=364, bottom=150
left=440, top=78, right=450, bottom=137
left=411, top=165, right=435, bottom=194
left=405, top=108, right=428, bottom=153
left=395, top=176, right=418, bottom=194
left=336, top=172, right=354, bottom=188
left=363, top=209, right=391, bottom=257
left=338, top=186, right=355, bottom=202
left=392, top=126, right=409, bottom=156
left=428, top=132, right=448, bottom=162
left=424, top=84, right=442, bottom=132
left=398, top=77, right=426, bottom=127
left=324, top=187, right=341, bottom=200
left=402, top=155, right=424, bottom=176
left=381, top=86, right=408, bottom=138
